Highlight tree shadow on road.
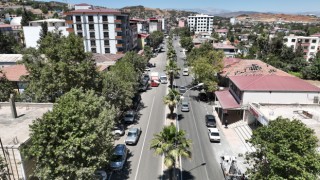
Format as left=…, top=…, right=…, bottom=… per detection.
left=109, top=151, right=133, bottom=180
left=157, top=167, right=195, bottom=180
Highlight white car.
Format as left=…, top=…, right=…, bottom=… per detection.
left=208, top=128, right=221, bottom=142
left=182, top=68, right=189, bottom=76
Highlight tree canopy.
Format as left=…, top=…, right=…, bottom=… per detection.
left=22, top=32, right=100, bottom=102
left=23, top=88, right=117, bottom=179
left=180, top=36, right=194, bottom=52
left=149, top=30, right=164, bottom=48
left=0, top=70, right=15, bottom=102
left=0, top=32, right=21, bottom=54
left=0, top=156, right=8, bottom=180
left=245, top=117, right=320, bottom=180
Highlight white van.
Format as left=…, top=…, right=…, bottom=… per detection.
left=160, top=74, right=168, bottom=84
left=182, top=68, right=189, bottom=76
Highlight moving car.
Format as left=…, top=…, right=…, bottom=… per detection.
left=182, top=68, right=189, bottom=76
left=123, top=110, right=136, bottom=124
left=110, top=144, right=128, bottom=171
left=125, top=127, right=141, bottom=145
left=208, top=128, right=221, bottom=142
left=179, top=86, right=187, bottom=95
left=160, top=74, right=168, bottom=84
left=205, top=114, right=216, bottom=127
left=181, top=100, right=190, bottom=112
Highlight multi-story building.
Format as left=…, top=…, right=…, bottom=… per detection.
left=149, top=17, right=162, bottom=33
left=23, top=19, right=69, bottom=48
left=129, top=20, right=138, bottom=50
left=187, top=14, right=214, bottom=34
left=65, top=7, right=131, bottom=54
left=284, top=34, right=320, bottom=60
left=213, top=43, right=238, bottom=58
left=131, top=18, right=148, bottom=33
left=178, top=18, right=186, bottom=28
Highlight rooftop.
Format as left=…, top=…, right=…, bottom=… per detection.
left=93, top=53, right=124, bottom=70
left=65, top=8, right=121, bottom=15
left=29, top=19, right=65, bottom=23
left=215, top=29, right=228, bottom=33
left=229, top=75, right=320, bottom=92
left=1, top=64, right=28, bottom=81
left=75, top=3, right=91, bottom=6
left=213, top=43, right=236, bottom=49
left=0, top=54, right=23, bottom=63
left=0, top=103, right=52, bottom=146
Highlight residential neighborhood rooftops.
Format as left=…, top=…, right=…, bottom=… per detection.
left=229, top=75, right=320, bottom=92
left=213, top=43, right=236, bottom=49
left=1, top=64, right=28, bottom=81
left=93, top=53, right=124, bottom=71
left=215, top=29, right=228, bottom=33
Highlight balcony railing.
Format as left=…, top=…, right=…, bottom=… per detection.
left=66, top=28, right=74, bottom=32
left=116, top=44, right=123, bottom=47
left=66, top=20, right=73, bottom=24
left=115, top=28, right=122, bottom=31
left=114, top=20, right=122, bottom=23
left=116, top=36, right=122, bottom=39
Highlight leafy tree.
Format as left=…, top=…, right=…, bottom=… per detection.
left=302, top=58, right=320, bottom=80
left=150, top=30, right=164, bottom=49
left=165, top=60, right=180, bottom=89
left=38, top=21, right=48, bottom=43
left=40, top=6, right=48, bottom=14
left=144, top=45, right=153, bottom=60
left=163, top=89, right=180, bottom=118
left=245, top=117, right=320, bottom=180
left=187, top=42, right=214, bottom=65
left=23, top=88, right=117, bottom=179
left=52, top=12, right=59, bottom=19
left=180, top=36, right=194, bottom=52
left=21, top=8, right=36, bottom=26
left=177, top=27, right=191, bottom=38
left=150, top=124, right=192, bottom=180
left=0, top=156, right=8, bottom=180
left=23, top=32, right=100, bottom=102
left=0, top=70, right=15, bottom=102
left=121, top=51, right=147, bottom=75
left=0, top=32, right=20, bottom=54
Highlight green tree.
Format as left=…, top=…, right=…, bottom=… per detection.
left=23, top=33, right=100, bottom=102
left=165, top=60, right=180, bottom=89
left=23, top=88, right=117, bottom=179
left=245, top=117, right=320, bottom=180
left=150, top=30, right=164, bottom=48
left=180, top=36, right=194, bottom=52
left=150, top=124, right=192, bottom=180
left=21, top=8, right=35, bottom=26
left=302, top=58, right=320, bottom=80
left=144, top=45, right=153, bottom=60
left=121, top=51, right=147, bottom=75
left=0, top=156, right=8, bottom=180
left=0, top=32, right=20, bottom=54
left=163, top=89, right=180, bottom=118
left=0, top=70, right=15, bottom=102
left=38, top=21, right=48, bottom=43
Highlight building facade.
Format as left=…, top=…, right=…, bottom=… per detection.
left=148, top=18, right=162, bottom=33
left=187, top=14, right=214, bottom=34
left=284, top=34, right=320, bottom=60
left=65, top=8, right=131, bottom=54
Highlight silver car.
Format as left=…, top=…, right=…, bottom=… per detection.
left=181, top=100, right=190, bottom=112
left=125, top=127, right=141, bottom=145
left=123, top=110, right=136, bottom=124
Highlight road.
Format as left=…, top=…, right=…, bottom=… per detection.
left=111, top=44, right=168, bottom=180
left=173, top=37, right=226, bottom=180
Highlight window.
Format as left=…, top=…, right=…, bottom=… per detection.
left=90, top=32, right=95, bottom=38
left=105, top=48, right=110, bottom=53
left=104, top=40, right=109, bottom=45
left=76, top=24, right=82, bottom=30
left=291, top=39, right=296, bottom=42
left=91, top=40, right=96, bottom=46
left=76, top=16, right=81, bottom=22
left=78, top=32, right=83, bottom=37
left=91, top=48, right=96, bottom=53
left=305, top=39, right=309, bottom=43
left=88, top=16, right=93, bottom=22
left=303, top=46, right=308, bottom=50
left=311, top=46, right=315, bottom=49
left=303, top=52, right=307, bottom=55
left=103, top=24, right=108, bottom=30
left=104, top=32, right=109, bottom=38
left=89, top=24, right=94, bottom=30
left=103, top=16, right=108, bottom=21
left=312, top=39, right=317, bottom=43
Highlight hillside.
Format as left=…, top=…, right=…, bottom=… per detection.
left=121, top=5, right=195, bottom=19
left=236, top=13, right=320, bottom=23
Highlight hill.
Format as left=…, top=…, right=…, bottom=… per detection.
left=236, top=13, right=320, bottom=23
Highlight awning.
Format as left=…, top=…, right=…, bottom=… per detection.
left=215, top=89, right=240, bottom=109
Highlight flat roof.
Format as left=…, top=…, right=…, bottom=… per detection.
left=257, top=104, right=320, bottom=146
left=0, top=54, right=23, bottom=63
left=213, top=43, right=236, bottom=49
left=29, top=19, right=65, bottom=23
left=0, top=104, right=52, bottom=146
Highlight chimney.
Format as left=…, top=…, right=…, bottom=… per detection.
left=9, top=94, right=17, bottom=118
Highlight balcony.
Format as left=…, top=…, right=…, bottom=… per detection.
left=301, top=43, right=310, bottom=46
left=66, top=28, right=74, bottom=33
left=116, top=36, right=122, bottom=39
left=116, top=44, right=123, bottom=47
left=115, top=28, right=122, bottom=32
left=66, top=20, right=73, bottom=24
left=114, top=20, right=122, bottom=24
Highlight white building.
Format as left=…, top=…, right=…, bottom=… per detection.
left=187, top=14, right=214, bottom=34
left=284, top=34, right=320, bottom=60
left=213, top=43, right=237, bottom=58
left=65, top=8, right=131, bottom=54
left=23, top=19, right=69, bottom=48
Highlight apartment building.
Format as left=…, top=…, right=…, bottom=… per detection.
left=64, top=7, right=131, bottom=54
left=149, top=17, right=162, bottom=33
left=284, top=34, right=320, bottom=60
left=187, top=14, right=214, bottom=34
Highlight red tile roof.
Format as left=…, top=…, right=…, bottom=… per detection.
left=215, top=29, right=228, bottom=33
left=1, top=64, right=28, bottom=81
left=229, top=75, right=320, bottom=92
left=221, top=58, right=292, bottom=77
left=138, top=33, right=150, bottom=38
left=213, top=43, right=236, bottom=49
left=215, top=89, right=240, bottom=109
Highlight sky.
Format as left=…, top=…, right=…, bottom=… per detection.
left=54, top=0, right=320, bottom=13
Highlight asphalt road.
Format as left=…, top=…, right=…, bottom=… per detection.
left=173, top=37, right=226, bottom=180
left=111, top=43, right=168, bottom=180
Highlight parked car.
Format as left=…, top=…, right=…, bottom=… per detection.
left=179, top=86, right=187, bottom=95
left=93, top=170, right=107, bottom=180
left=208, top=128, right=220, bottom=142
left=182, top=68, right=189, bottom=76
left=181, top=100, right=190, bottom=112
left=123, top=110, right=136, bottom=124
left=110, top=144, right=128, bottom=171
left=112, top=124, right=125, bottom=136
left=132, top=94, right=141, bottom=108
left=143, top=74, right=150, bottom=81
left=139, top=79, right=149, bottom=92
left=198, top=92, right=208, bottom=101
left=205, top=114, right=216, bottom=127
left=160, top=74, right=168, bottom=84
left=125, top=127, right=141, bottom=145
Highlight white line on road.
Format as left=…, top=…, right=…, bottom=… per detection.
left=189, top=94, right=210, bottom=180
left=134, top=96, right=156, bottom=180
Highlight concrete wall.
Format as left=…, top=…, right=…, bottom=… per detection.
left=242, top=91, right=320, bottom=105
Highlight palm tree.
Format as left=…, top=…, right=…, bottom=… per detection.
left=165, top=60, right=180, bottom=89
left=150, top=124, right=192, bottom=180
left=163, top=89, right=180, bottom=119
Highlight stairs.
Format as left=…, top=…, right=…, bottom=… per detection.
left=233, top=124, right=256, bottom=153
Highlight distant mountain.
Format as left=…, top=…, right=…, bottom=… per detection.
left=295, top=12, right=320, bottom=17
left=215, top=11, right=262, bottom=18
left=182, top=8, right=230, bottom=15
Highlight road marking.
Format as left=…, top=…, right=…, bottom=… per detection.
left=134, top=96, right=156, bottom=180
left=189, top=94, right=210, bottom=180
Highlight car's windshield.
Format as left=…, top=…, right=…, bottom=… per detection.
left=161, top=77, right=167, bottom=80
left=111, top=154, right=123, bottom=162
left=208, top=118, right=215, bottom=122
left=125, top=114, right=133, bottom=118
left=128, top=131, right=136, bottom=137
left=211, top=132, right=219, bottom=136
left=182, top=104, right=188, bottom=107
